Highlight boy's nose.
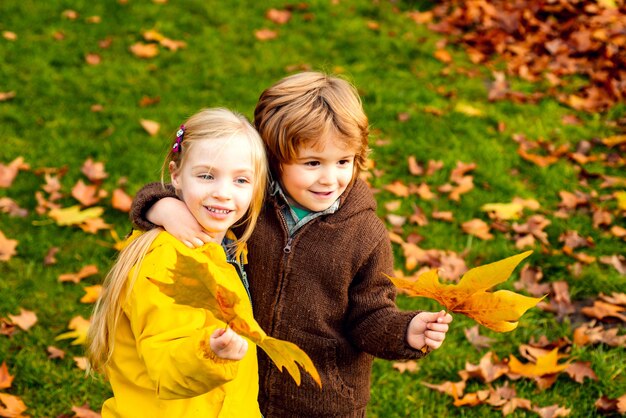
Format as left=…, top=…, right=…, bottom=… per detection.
left=318, top=167, right=336, bottom=185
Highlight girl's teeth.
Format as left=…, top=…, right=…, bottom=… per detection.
left=208, top=207, right=230, bottom=214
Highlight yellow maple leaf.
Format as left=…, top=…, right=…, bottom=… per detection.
left=56, top=315, right=91, bottom=345
left=480, top=202, right=524, bottom=220
left=49, top=205, right=104, bottom=226
left=508, top=347, right=571, bottom=377
left=388, top=251, right=543, bottom=332
left=150, top=250, right=321, bottom=387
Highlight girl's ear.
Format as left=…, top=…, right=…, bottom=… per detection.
left=169, top=161, right=180, bottom=188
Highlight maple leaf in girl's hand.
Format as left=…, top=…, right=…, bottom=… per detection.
left=389, top=251, right=543, bottom=332
left=149, top=250, right=321, bottom=388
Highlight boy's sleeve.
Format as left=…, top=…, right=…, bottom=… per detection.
left=125, top=242, right=239, bottom=399
left=130, top=182, right=178, bottom=231
left=346, top=235, right=426, bottom=360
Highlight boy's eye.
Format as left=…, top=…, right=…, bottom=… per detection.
left=338, top=159, right=352, bottom=166
left=304, top=161, right=320, bottom=167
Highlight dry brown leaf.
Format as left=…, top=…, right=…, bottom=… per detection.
left=79, top=217, right=112, bottom=234
left=458, top=351, right=508, bottom=383
left=463, top=325, right=495, bottom=350
left=71, top=404, right=102, bottom=418
left=565, top=361, right=597, bottom=383
left=434, top=49, right=452, bottom=63
left=59, top=264, right=99, bottom=283
left=73, top=356, right=89, bottom=370
left=47, top=346, right=65, bottom=360
left=43, top=247, right=59, bottom=266
left=581, top=300, right=626, bottom=322
left=0, top=197, right=27, bottom=217
left=8, top=308, right=37, bottom=331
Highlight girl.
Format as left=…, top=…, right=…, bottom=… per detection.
left=87, top=108, right=268, bottom=417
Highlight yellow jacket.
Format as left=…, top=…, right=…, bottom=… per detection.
left=102, top=231, right=260, bottom=417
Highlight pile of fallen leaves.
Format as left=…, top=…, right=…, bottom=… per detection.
left=422, top=0, right=626, bottom=112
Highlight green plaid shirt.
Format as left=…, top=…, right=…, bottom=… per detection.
left=270, top=181, right=340, bottom=236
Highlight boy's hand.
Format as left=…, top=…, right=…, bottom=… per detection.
left=147, top=197, right=214, bottom=248
left=406, top=310, right=452, bottom=351
left=209, top=326, right=249, bottom=360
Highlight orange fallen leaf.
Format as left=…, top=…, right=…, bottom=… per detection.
left=581, top=300, right=626, bottom=322
left=392, top=360, right=419, bottom=373
left=389, top=251, right=543, bottom=332
left=384, top=181, right=410, bottom=197
left=0, top=231, right=18, bottom=262
left=71, top=404, right=101, bottom=418
left=59, top=264, right=99, bottom=283
left=73, top=356, right=89, bottom=371
left=0, top=91, right=16, bottom=102
left=0, top=157, right=30, bottom=188
left=434, top=49, right=452, bottom=63
left=462, top=219, right=494, bottom=240
left=254, top=28, right=278, bottom=41
left=2, top=32, right=16, bottom=41
left=71, top=180, right=106, bottom=206
left=266, top=8, right=292, bottom=24
left=79, top=216, right=112, bottom=234
left=508, top=347, right=570, bottom=377
left=140, top=119, right=160, bottom=136
left=47, top=346, right=66, bottom=360
left=80, top=285, right=102, bottom=303
left=565, top=361, right=597, bottom=383
left=81, top=158, right=108, bottom=182
left=0, top=362, right=14, bottom=389
left=129, top=42, right=159, bottom=58
left=0, top=393, right=28, bottom=417
left=112, top=188, right=132, bottom=212
left=8, top=308, right=37, bottom=331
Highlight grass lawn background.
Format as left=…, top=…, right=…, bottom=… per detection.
left=1, top=0, right=624, bottom=416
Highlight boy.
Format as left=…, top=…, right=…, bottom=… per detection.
left=130, top=72, right=452, bottom=417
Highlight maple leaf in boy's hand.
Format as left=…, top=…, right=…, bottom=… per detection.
left=149, top=251, right=321, bottom=387
left=389, top=251, right=543, bottom=332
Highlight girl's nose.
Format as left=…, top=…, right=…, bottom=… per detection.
left=212, top=181, right=232, bottom=199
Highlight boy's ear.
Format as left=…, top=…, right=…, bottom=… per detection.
left=169, top=161, right=180, bottom=188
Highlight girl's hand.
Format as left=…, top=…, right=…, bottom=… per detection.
left=147, top=197, right=214, bottom=248
left=406, top=310, right=452, bottom=351
left=209, top=326, right=249, bottom=360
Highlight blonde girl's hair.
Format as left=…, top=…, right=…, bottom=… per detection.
left=87, top=108, right=268, bottom=374
left=254, top=71, right=370, bottom=179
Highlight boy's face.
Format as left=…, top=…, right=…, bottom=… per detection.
left=279, top=137, right=356, bottom=212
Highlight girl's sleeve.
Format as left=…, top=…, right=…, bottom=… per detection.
left=346, top=233, right=426, bottom=360
left=130, top=182, right=178, bottom=231
left=125, top=242, right=239, bottom=400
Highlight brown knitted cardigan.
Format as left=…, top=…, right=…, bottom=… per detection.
left=130, top=179, right=426, bottom=417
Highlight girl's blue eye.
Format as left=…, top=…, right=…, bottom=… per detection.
left=236, top=178, right=250, bottom=184
left=199, top=174, right=213, bottom=180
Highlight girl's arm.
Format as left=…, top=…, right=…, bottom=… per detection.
left=130, top=182, right=212, bottom=247
left=127, top=242, right=242, bottom=399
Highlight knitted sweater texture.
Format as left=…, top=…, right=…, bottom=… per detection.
left=130, top=179, right=425, bottom=417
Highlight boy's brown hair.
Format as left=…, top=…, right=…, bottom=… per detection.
left=254, top=71, right=370, bottom=179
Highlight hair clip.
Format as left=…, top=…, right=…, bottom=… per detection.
left=172, top=125, right=185, bottom=153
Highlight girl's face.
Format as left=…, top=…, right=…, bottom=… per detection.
left=279, top=135, right=356, bottom=212
left=170, top=135, right=255, bottom=243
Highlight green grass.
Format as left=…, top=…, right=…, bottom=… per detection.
left=1, top=0, right=624, bottom=416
